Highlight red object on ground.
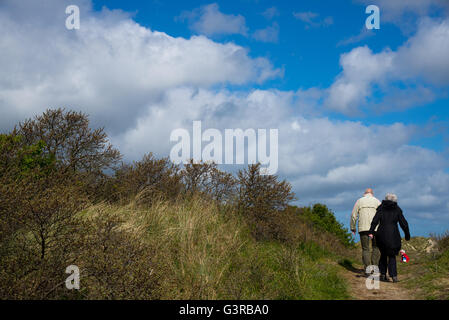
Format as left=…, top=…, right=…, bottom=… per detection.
left=400, top=251, right=410, bottom=263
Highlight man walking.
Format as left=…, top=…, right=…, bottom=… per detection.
left=350, top=188, right=381, bottom=276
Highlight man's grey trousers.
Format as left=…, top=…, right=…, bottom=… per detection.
left=359, top=231, right=380, bottom=272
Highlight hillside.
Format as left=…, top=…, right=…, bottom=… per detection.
left=399, top=236, right=449, bottom=299
left=1, top=108, right=448, bottom=300
left=1, top=195, right=356, bottom=299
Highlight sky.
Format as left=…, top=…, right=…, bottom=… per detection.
left=0, top=0, right=448, bottom=237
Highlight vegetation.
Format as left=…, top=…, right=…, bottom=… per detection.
left=299, top=204, right=355, bottom=248
left=401, top=233, right=449, bottom=300
left=0, top=108, right=357, bottom=299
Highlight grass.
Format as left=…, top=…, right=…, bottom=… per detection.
left=76, top=196, right=351, bottom=300
left=397, top=236, right=449, bottom=300
left=401, top=249, right=449, bottom=300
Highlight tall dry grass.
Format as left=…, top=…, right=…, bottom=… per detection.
left=74, top=194, right=349, bottom=300
left=79, top=195, right=244, bottom=299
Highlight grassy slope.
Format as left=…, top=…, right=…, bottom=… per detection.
left=79, top=197, right=351, bottom=300
left=399, top=237, right=449, bottom=300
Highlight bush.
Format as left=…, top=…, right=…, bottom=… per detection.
left=299, top=204, right=354, bottom=248
left=237, top=163, right=296, bottom=240
left=75, top=207, right=161, bottom=299
left=0, top=174, right=87, bottom=299
left=111, top=153, right=183, bottom=204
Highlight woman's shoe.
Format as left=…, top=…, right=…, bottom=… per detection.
left=392, top=276, right=399, bottom=283
left=380, top=274, right=390, bottom=282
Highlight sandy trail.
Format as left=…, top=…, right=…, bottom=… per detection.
left=337, top=261, right=415, bottom=300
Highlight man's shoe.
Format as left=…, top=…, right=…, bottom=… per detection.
left=392, top=276, right=399, bottom=283
left=380, top=274, right=390, bottom=282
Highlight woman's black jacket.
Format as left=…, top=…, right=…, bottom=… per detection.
left=369, top=200, right=411, bottom=256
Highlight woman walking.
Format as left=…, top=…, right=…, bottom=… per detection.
left=368, top=193, right=410, bottom=283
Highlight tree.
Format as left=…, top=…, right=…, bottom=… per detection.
left=16, top=108, right=121, bottom=175
left=238, top=163, right=295, bottom=216
left=0, top=136, right=86, bottom=299
left=237, top=163, right=296, bottom=240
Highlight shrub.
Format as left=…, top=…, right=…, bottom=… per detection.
left=75, top=207, right=161, bottom=299
left=15, top=108, right=122, bottom=202
left=0, top=173, right=87, bottom=299
left=16, top=108, right=121, bottom=174
left=111, top=153, right=183, bottom=204
left=299, top=204, right=355, bottom=248
left=237, top=163, right=296, bottom=240
left=181, top=159, right=237, bottom=203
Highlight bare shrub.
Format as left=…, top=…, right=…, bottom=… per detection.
left=75, top=206, right=161, bottom=299
left=237, top=163, right=296, bottom=240
left=0, top=172, right=87, bottom=299
left=181, top=159, right=237, bottom=203
left=112, top=153, right=183, bottom=204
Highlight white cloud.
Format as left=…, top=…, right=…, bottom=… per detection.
left=325, top=18, right=449, bottom=114
left=0, top=0, right=280, bottom=132
left=177, top=3, right=248, bottom=37
left=395, top=18, right=449, bottom=84
left=252, top=22, right=279, bottom=43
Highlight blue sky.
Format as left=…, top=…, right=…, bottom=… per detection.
left=1, top=0, right=448, bottom=236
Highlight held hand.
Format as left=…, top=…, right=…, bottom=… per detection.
left=352, top=230, right=356, bottom=236
left=368, top=234, right=374, bottom=239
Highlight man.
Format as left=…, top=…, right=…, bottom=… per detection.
left=350, top=188, right=381, bottom=276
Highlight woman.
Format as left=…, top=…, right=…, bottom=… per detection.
left=368, top=193, right=410, bottom=283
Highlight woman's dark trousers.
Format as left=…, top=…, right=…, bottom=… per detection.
left=379, top=251, right=397, bottom=277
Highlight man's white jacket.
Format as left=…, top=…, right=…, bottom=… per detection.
left=350, top=193, right=381, bottom=233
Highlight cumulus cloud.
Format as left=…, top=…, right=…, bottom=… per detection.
left=293, top=11, right=333, bottom=29
left=325, top=18, right=449, bottom=114
left=177, top=3, right=248, bottom=37
left=0, top=0, right=280, bottom=132
left=325, top=46, right=394, bottom=113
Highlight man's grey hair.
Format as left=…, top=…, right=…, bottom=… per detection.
left=385, top=193, right=398, bottom=202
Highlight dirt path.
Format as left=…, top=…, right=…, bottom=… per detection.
left=337, top=261, right=416, bottom=300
